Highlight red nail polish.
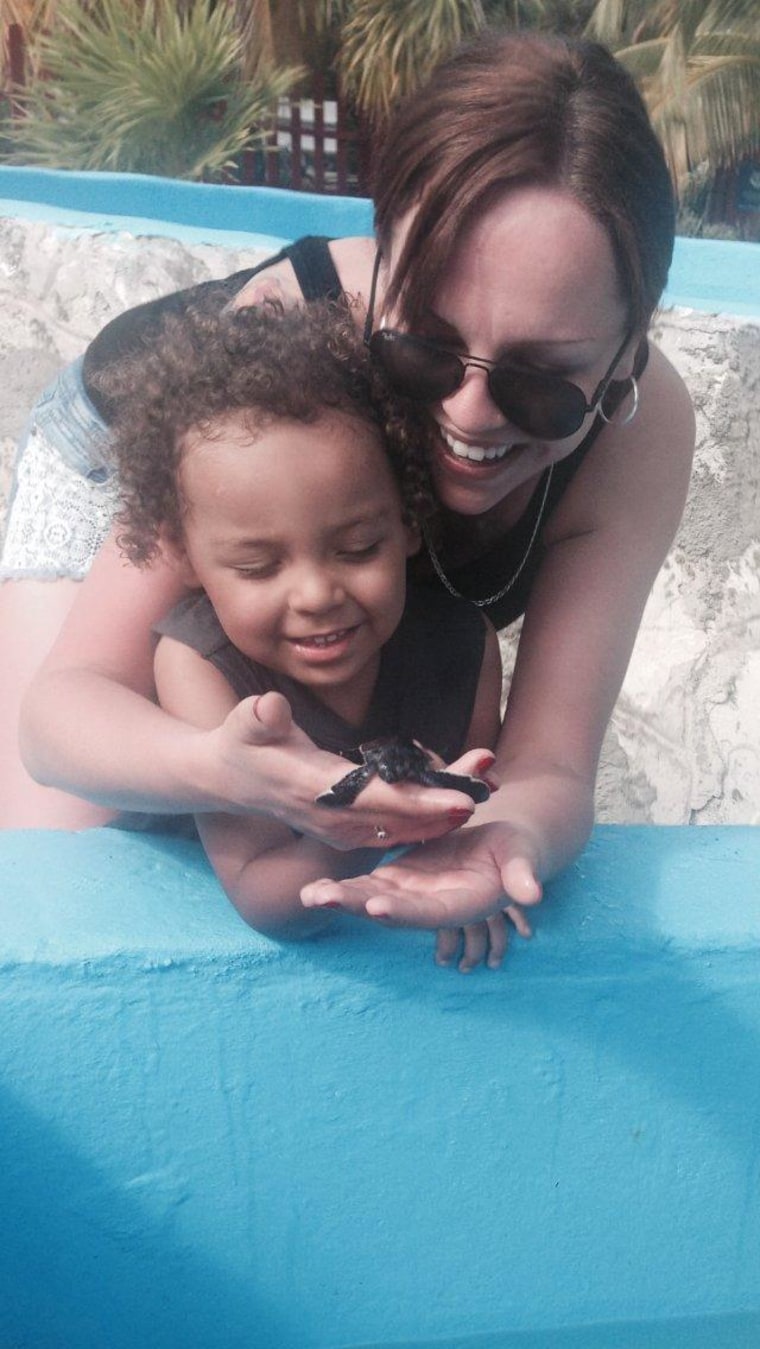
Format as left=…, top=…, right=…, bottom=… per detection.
left=448, top=808, right=472, bottom=823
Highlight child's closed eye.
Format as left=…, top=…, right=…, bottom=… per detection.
left=234, top=561, right=279, bottom=579
left=338, top=538, right=387, bottom=563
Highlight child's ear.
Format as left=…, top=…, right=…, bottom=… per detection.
left=159, top=527, right=200, bottom=589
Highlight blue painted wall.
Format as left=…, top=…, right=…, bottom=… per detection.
left=1, top=826, right=758, bottom=1348
left=0, top=165, right=374, bottom=250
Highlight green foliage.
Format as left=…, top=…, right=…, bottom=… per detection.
left=585, top=0, right=760, bottom=185
left=338, top=0, right=486, bottom=124
left=483, top=0, right=596, bottom=33
left=5, top=0, right=301, bottom=181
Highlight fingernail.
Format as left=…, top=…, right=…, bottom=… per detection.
left=447, top=808, right=472, bottom=823
left=251, top=696, right=263, bottom=723
left=475, top=753, right=495, bottom=773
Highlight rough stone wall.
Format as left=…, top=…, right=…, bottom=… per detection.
left=0, top=219, right=273, bottom=504
left=601, top=309, right=759, bottom=824
left=2, top=218, right=758, bottom=825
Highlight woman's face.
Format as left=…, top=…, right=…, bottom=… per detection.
left=382, top=186, right=634, bottom=517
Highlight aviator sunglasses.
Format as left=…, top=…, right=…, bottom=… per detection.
left=364, top=251, right=631, bottom=442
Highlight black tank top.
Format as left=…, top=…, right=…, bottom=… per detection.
left=155, top=583, right=486, bottom=765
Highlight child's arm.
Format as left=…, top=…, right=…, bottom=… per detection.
left=154, top=635, right=349, bottom=939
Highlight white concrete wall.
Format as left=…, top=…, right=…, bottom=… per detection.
left=1, top=216, right=758, bottom=826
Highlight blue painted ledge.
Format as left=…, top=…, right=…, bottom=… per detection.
left=0, top=824, right=759, bottom=1349
left=0, top=166, right=758, bottom=317
left=0, top=164, right=374, bottom=250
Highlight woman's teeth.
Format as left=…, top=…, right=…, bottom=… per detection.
left=440, top=430, right=510, bottom=463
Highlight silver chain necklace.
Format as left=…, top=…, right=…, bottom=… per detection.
left=421, top=464, right=554, bottom=608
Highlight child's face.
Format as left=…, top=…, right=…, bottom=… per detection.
left=176, top=409, right=418, bottom=707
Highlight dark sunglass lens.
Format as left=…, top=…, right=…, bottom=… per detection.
left=488, top=367, right=587, bottom=440
left=369, top=332, right=462, bottom=403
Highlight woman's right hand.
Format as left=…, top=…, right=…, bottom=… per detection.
left=206, top=691, right=493, bottom=851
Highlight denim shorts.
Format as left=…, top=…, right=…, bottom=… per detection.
left=0, top=357, right=118, bottom=581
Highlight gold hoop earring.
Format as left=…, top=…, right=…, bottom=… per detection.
left=599, top=377, right=639, bottom=427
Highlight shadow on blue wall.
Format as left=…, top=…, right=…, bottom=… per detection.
left=0, top=1087, right=297, bottom=1349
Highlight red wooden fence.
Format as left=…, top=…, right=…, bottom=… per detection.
left=1, top=24, right=371, bottom=196
left=241, top=75, right=372, bottom=195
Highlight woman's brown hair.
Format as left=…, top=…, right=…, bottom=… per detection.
left=372, top=31, right=675, bottom=334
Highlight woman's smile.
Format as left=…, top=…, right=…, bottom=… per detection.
left=430, top=418, right=550, bottom=516
left=438, top=427, right=517, bottom=465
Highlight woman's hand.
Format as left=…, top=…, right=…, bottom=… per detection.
left=301, top=818, right=543, bottom=922
left=206, top=691, right=495, bottom=852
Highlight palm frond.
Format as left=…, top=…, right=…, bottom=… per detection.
left=339, top=0, right=486, bottom=124
left=591, top=0, right=760, bottom=187
left=6, top=0, right=301, bottom=180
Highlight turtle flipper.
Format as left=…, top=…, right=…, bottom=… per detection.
left=316, top=765, right=371, bottom=808
left=423, top=769, right=491, bottom=804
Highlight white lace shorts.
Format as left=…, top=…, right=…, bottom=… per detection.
left=0, top=358, right=118, bottom=581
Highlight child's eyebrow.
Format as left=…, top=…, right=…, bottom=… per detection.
left=209, top=507, right=396, bottom=551
left=212, top=534, right=278, bottom=552
left=335, top=506, right=394, bottom=530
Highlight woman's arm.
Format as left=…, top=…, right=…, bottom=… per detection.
left=20, top=532, right=485, bottom=843
left=302, top=345, right=695, bottom=926
left=0, top=576, right=119, bottom=828
left=485, top=343, right=695, bottom=874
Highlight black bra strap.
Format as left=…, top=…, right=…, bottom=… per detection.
left=284, top=236, right=343, bottom=303
left=363, top=248, right=383, bottom=345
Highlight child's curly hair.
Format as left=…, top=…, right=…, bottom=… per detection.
left=94, top=293, right=436, bottom=566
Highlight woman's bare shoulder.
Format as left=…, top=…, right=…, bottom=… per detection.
left=547, top=340, right=695, bottom=548
left=328, top=236, right=377, bottom=301
left=233, top=236, right=375, bottom=312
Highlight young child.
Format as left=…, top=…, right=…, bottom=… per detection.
left=100, top=297, right=503, bottom=947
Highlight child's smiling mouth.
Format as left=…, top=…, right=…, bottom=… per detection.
left=287, top=625, right=362, bottom=662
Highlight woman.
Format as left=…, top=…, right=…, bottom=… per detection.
left=3, top=32, right=694, bottom=955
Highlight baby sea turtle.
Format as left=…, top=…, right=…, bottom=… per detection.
left=316, top=736, right=491, bottom=808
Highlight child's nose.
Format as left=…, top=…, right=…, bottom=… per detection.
left=290, top=563, right=343, bottom=613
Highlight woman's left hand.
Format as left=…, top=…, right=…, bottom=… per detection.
left=300, top=820, right=543, bottom=931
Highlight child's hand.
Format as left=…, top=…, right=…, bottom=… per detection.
left=434, top=908, right=532, bottom=973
